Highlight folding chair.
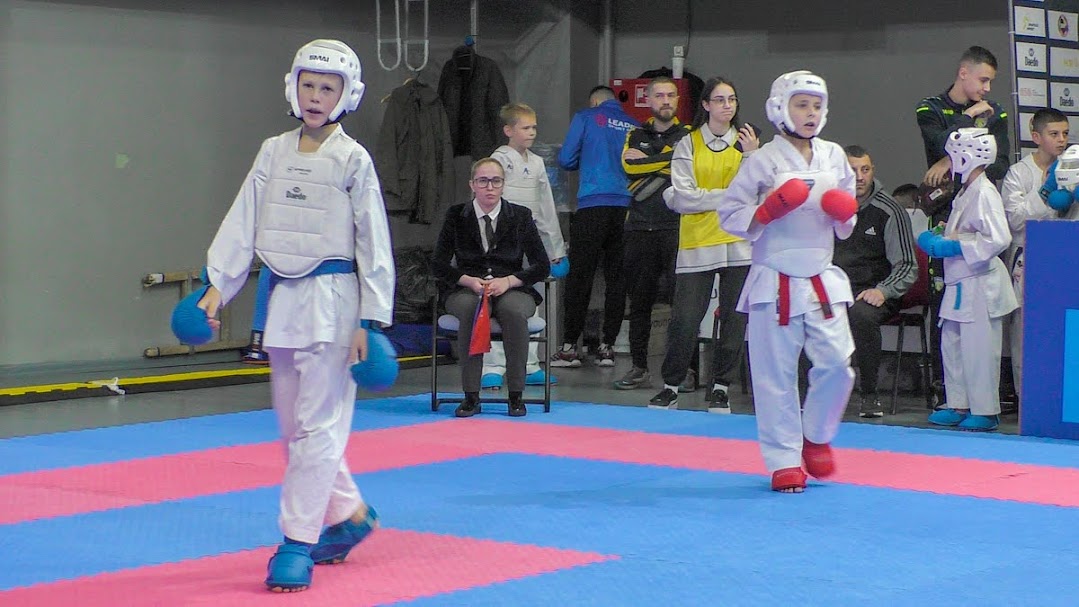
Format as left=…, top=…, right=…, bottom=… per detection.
left=884, top=249, right=933, bottom=414
left=430, top=280, right=552, bottom=413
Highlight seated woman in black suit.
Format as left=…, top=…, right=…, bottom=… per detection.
left=430, top=158, right=551, bottom=417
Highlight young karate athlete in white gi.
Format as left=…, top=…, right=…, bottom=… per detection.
left=921, top=128, right=1017, bottom=432
left=197, top=39, right=395, bottom=591
left=717, top=71, right=858, bottom=493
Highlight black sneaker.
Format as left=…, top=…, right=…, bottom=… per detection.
left=859, top=395, right=884, bottom=418
left=707, top=388, right=731, bottom=414
left=648, top=388, right=678, bottom=410
left=508, top=393, right=527, bottom=417
left=595, top=343, right=616, bottom=367
left=614, top=367, right=651, bottom=390
left=455, top=393, right=482, bottom=418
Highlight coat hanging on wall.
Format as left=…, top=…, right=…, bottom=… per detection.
left=376, top=78, right=454, bottom=225
left=437, top=44, right=510, bottom=160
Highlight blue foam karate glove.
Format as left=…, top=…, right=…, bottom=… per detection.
left=1047, top=188, right=1077, bottom=211
left=1040, top=159, right=1060, bottom=201
left=917, top=230, right=962, bottom=259
left=351, top=323, right=399, bottom=392
left=550, top=257, right=570, bottom=279
left=170, top=285, right=213, bottom=345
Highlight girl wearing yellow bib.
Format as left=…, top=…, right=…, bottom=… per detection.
left=648, top=77, right=760, bottom=412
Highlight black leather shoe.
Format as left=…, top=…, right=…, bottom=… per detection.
left=508, top=393, right=527, bottom=417
left=455, top=393, right=481, bottom=418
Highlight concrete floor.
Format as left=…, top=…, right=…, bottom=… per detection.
left=0, top=349, right=1018, bottom=439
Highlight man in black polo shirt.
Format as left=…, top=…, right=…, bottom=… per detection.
left=915, top=45, right=1010, bottom=407
left=835, top=146, right=918, bottom=418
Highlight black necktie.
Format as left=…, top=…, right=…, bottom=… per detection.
left=483, top=215, right=495, bottom=252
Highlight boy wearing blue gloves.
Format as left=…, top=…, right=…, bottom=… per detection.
left=919, top=128, right=1017, bottom=431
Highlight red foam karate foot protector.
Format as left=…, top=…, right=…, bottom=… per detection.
left=802, top=439, right=836, bottom=478
left=771, top=467, right=807, bottom=492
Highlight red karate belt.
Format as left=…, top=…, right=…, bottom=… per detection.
left=468, top=287, right=493, bottom=356
left=777, top=274, right=834, bottom=326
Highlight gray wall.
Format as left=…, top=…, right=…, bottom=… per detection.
left=0, top=0, right=1014, bottom=368
left=611, top=0, right=1013, bottom=190
left=0, top=0, right=563, bottom=368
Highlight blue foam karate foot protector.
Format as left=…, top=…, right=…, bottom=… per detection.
left=311, top=505, right=379, bottom=565
left=928, top=408, right=969, bottom=426
left=525, top=369, right=557, bottom=385
left=265, top=542, right=314, bottom=591
left=958, top=414, right=999, bottom=432
left=481, top=373, right=503, bottom=390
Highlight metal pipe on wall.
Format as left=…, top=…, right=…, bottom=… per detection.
left=470, top=0, right=478, bottom=44
left=600, top=0, right=614, bottom=82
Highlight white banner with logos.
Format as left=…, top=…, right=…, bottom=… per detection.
left=1014, top=0, right=1079, bottom=151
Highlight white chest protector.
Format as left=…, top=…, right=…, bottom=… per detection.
left=255, top=137, right=355, bottom=278
left=751, top=170, right=839, bottom=277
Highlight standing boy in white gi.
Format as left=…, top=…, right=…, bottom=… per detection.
left=922, top=128, right=1018, bottom=431
left=482, top=103, right=566, bottom=389
left=198, top=39, right=395, bottom=591
left=1001, top=109, right=1069, bottom=403
left=717, top=71, right=858, bottom=493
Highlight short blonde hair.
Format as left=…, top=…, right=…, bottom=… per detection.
left=499, top=102, right=536, bottom=127
left=470, top=157, right=505, bottom=179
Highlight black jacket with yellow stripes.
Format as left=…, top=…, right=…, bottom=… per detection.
left=915, top=89, right=1010, bottom=221
left=621, top=118, right=692, bottom=231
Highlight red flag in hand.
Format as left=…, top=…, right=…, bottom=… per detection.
left=469, top=287, right=492, bottom=356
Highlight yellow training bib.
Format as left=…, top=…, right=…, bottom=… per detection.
left=679, top=128, right=744, bottom=250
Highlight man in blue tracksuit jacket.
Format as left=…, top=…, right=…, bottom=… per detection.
left=552, top=86, right=639, bottom=368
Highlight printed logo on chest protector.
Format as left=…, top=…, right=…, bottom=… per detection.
left=865, top=226, right=878, bottom=236
left=286, top=166, right=313, bottom=176
left=285, top=186, right=307, bottom=201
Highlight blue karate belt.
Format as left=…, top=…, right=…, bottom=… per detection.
left=268, top=259, right=356, bottom=290
left=954, top=282, right=962, bottom=311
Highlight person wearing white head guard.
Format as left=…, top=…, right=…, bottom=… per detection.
left=717, top=70, right=858, bottom=493
left=918, top=127, right=1017, bottom=432
left=197, top=39, right=395, bottom=592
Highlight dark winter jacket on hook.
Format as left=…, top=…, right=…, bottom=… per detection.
left=376, top=79, right=454, bottom=225
left=437, top=45, right=510, bottom=159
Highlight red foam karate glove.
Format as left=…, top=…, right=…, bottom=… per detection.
left=754, top=178, right=811, bottom=225
left=820, top=189, right=858, bottom=222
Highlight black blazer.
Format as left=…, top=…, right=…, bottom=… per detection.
left=430, top=200, right=551, bottom=304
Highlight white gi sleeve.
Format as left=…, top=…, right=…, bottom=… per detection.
left=832, top=145, right=858, bottom=240
left=350, top=150, right=396, bottom=327
left=716, top=149, right=771, bottom=241
left=664, top=135, right=726, bottom=213
left=960, top=185, right=1012, bottom=264
left=206, top=138, right=273, bottom=306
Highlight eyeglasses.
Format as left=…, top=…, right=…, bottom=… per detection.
left=707, top=97, right=737, bottom=105
left=472, top=177, right=505, bottom=188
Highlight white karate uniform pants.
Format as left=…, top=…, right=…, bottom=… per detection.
left=941, top=315, right=1004, bottom=416
left=266, top=343, right=363, bottom=544
left=748, top=303, right=855, bottom=472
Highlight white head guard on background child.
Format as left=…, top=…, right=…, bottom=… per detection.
left=1053, top=144, right=1079, bottom=192
left=765, top=70, right=828, bottom=138
left=284, top=39, right=365, bottom=122
left=945, top=127, right=995, bottom=182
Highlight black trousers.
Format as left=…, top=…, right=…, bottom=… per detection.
left=661, top=265, right=750, bottom=388
left=622, top=229, right=679, bottom=368
left=562, top=206, right=627, bottom=347
left=847, top=297, right=903, bottom=396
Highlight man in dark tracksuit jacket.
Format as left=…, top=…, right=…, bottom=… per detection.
left=834, top=147, right=918, bottom=418
left=915, top=45, right=1009, bottom=407
left=615, top=82, right=692, bottom=389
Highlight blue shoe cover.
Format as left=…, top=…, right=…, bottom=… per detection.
left=928, top=409, right=969, bottom=426
left=311, top=506, right=379, bottom=565
left=958, top=414, right=999, bottom=432
left=481, top=373, right=503, bottom=390
left=525, top=369, right=557, bottom=385
left=265, top=543, right=313, bottom=590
